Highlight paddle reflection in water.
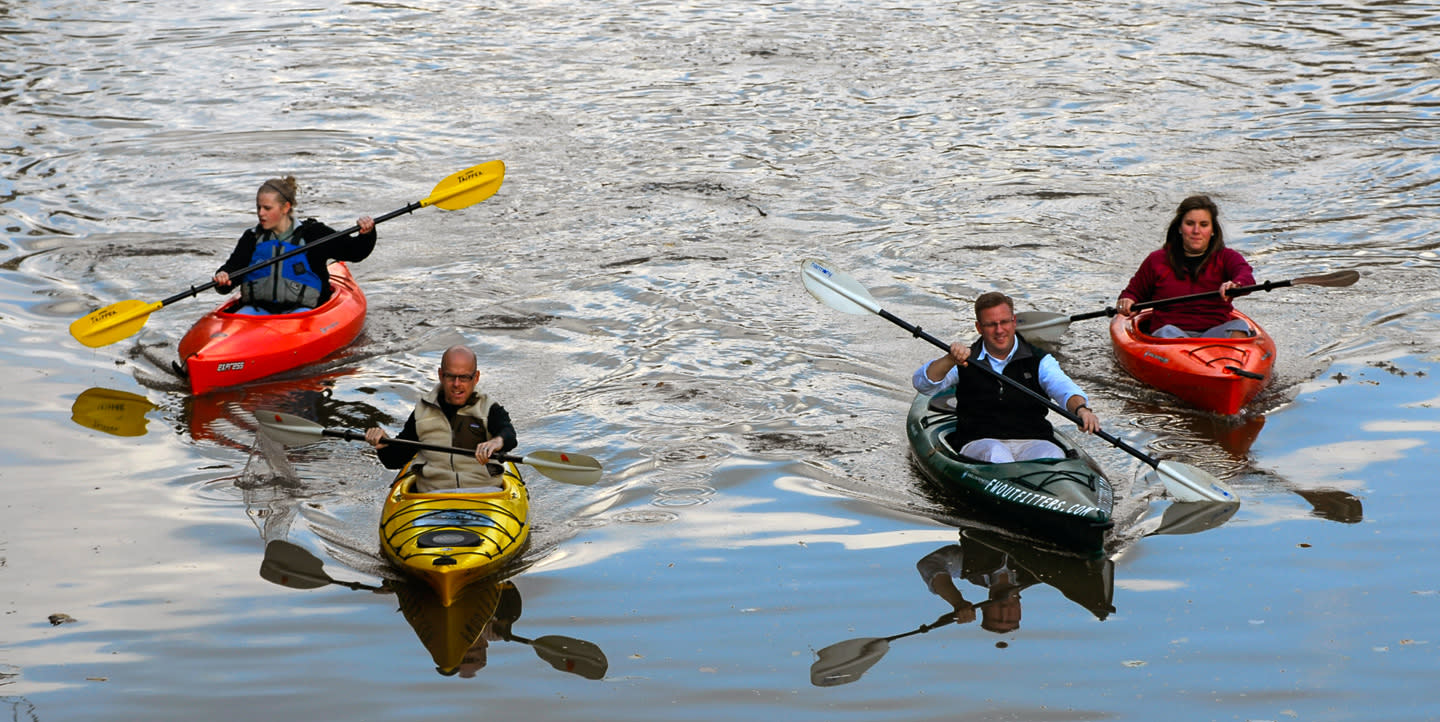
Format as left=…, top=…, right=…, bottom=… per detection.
left=70, top=375, right=384, bottom=448
left=810, top=526, right=1115, bottom=687
left=1131, top=404, right=1362, bottom=524
left=1108, top=500, right=1241, bottom=560
left=1290, top=487, right=1363, bottom=524
left=183, top=369, right=387, bottom=448
left=258, top=540, right=607, bottom=679
left=70, top=387, right=157, bottom=438
left=69, top=386, right=337, bottom=546
left=208, top=379, right=385, bottom=546
left=260, top=539, right=386, bottom=592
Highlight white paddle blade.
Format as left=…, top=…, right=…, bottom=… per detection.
left=521, top=451, right=604, bottom=485
left=255, top=410, right=327, bottom=446
left=800, top=258, right=882, bottom=316
left=810, top=637, right=891, bottom=687
left=1014, top=311, right=1071, bottom=344
left=1148, top=461, right=1239, bottom=503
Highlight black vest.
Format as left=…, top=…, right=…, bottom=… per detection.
left=946, top=336, right=1055, bottom=449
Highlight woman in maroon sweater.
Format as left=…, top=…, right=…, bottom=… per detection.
left=1116, top=195, right=1256, bottom=338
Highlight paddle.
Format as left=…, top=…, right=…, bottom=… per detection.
left=1015, top=270, right=1360, bottom=344
left=69, top=160, right=507, bottom=348
left=70, top=387, right=157, bottom=437
left=255, top=409, right=604, bottom=486
left=810, top=611, right=959, bottom=687
left=799, top=258, right=1236, bottom=503
left=503, top=631, right=609, bottom=680
left=259, top=539, right=385, bottom=592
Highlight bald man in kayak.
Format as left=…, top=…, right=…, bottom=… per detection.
left=364, top=345, right=517, bottom=492
left=911, top=291, right=1101, bottom=463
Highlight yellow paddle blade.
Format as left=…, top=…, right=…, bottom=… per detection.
left=421, top=160, right=505, bottom=211
left=69, top=299, right=165, bottom=348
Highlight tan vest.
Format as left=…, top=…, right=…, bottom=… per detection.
left=412, top=384, right=499, bottom=492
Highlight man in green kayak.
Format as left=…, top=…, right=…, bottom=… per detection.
left=911, top=291, right=1101, bottom=462
left=364, top=345, right=517, bottom=491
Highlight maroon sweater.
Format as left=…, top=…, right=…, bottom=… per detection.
left=1119, top=248, right=1255, bottom=333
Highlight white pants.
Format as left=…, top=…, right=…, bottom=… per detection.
left=960, top=438, right=1063, bottom=463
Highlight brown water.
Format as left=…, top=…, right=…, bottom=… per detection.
left=3, top=1, right=1439, bottom=720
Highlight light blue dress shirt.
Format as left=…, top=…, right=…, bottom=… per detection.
left=911, top=343, right=1087, bottom=407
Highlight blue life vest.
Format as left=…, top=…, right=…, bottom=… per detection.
left=239, top=232, right=324, bottom=312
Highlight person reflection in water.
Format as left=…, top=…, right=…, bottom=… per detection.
left=916, top=543, right=1024, bottom=634
left=449, top=581, right=521, bottom=678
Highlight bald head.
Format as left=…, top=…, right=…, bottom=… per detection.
left=441, top=345, right=478, bottom=370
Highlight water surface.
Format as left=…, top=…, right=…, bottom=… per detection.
left=3, top=1, right=1438, bottom=720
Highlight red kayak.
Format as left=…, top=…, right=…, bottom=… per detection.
left=1109, top=309, right=1274, bottom=415
left=176, top=262, right=367, bottom=395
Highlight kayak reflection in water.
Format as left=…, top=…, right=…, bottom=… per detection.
left=810, top=530, right=1114, bottom=687
left=920, top=528, right=1116, bottom=631
left=259, top=541, right=608, bottom=679
left=448, top=581, right=523, bottom=678
left=212, top=175, right=376, bottom=316
left=433, top=580, right=609, bottom=681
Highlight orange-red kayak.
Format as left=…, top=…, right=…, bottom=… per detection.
left=1109, top=309, right=1274, bottom=415
left=176, top=262, right=366, bottom=395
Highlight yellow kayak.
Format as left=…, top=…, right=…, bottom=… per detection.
left=379, top=462, right=529, bottom=606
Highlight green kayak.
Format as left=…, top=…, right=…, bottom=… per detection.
left=907, top=388, right=1114, bottom=551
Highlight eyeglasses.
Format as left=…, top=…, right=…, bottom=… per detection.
left=441, top=372, right=477, bottom=383
left=979, top=318, right=1016, bottom=330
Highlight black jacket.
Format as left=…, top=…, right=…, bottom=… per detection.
left=946, top=337, right=1055, bottom=449
left=215, top=218, right=376, bottom=304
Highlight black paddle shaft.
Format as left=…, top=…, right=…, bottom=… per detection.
left=325, top=427, right=524, bottom=464
left=159, top=201, right=423, bottom=307
left=892, top=611, right=968, bottom=641
left=1068, top=277, right=1303, bottom=323
left=878, top=309, right=1160, bottom=469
